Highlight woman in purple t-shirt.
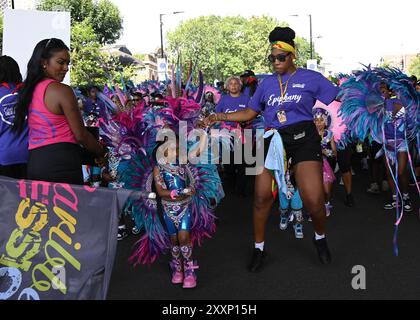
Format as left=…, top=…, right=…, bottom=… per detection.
left=0, top=56, right=27, bottom=179
left=205, top=27, right=338, bottom=271
left=216, top=76, right=251, bottom=195
left=216, top=76, right=249, bottom=123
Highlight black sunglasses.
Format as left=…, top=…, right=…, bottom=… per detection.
left=268, top=52, right=291, bottom=63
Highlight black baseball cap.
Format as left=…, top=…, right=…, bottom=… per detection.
left=240, top=70, right=255, bottom=77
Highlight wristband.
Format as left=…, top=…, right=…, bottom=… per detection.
left=170, top=189, right=181, bottom=200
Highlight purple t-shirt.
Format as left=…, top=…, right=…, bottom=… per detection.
left=242, top=86, right=251, bottom=97
left=216, top=93, right=249, bottom=127
left=0, top=83, right=29, bottom=165
left=84, top=98, right=105, bottom=115
left=384, top=98, right=405, bottom=139
left=249, top=68, right=338, bottom=129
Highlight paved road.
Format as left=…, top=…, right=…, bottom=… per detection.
left=107, top=167, right=420, bottom=300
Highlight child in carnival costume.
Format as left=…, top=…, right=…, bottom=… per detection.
left=278, top=157, right=304, bottom=239
left=119, top=91, right=224, bottom=289
left=152, top=133, right=203, bottom=288
left=263, top=128, right=304, bottom=239
left=313, top=108, right=337, bottom=216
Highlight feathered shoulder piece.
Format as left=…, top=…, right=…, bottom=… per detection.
left=339, top=66, right=418, bottom=145
left=338, top=66, right=388, bottom=145
left=313, top=101, right=347, bottom=147
left=372, top=67, right=419, bottom=140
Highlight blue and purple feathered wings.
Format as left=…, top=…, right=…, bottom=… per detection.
left=338, top=66, right=418, bottom=146
left=374, top=67, right=418, bottom=141
left=186, top=164, right=224, bottom=246
left=119, top=153, right=172, bottom=266
left=121, top=152, right=224, bottom=266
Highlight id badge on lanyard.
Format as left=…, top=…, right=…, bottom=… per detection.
left=276, top=70, right=297, bottom=126
left=276, top=110, right=287, bottom=124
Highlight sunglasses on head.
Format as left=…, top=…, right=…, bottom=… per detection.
left=268, top=52, right=291, bottom=63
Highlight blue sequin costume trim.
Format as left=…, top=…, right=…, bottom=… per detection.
left=159, top=163, right=192, bottom=236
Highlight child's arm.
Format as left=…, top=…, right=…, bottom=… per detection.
left=153, top=166, right=188, bottom=201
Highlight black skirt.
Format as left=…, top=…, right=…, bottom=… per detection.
left=28, top=143, right=84, bottom=185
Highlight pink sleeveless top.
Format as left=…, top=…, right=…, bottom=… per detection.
left=28, top=79, right=77, bottom=150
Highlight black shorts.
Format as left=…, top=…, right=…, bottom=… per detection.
left=337, top=145, right=352, bottom=173
left=264, top=121, right=322, bottom=167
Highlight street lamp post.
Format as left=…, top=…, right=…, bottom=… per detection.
left=290, top=14, right=313, bottom=60
left=159, top=11, right=184, bottom=59
left=309, top=14, right=313, bottom=60
left=11, top=0, right=15, bottom=9
left=160, top=14, right=164, bottom=58
left=214, top=41, right=218, bottom=81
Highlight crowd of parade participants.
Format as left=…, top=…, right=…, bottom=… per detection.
left=0, top=27, right=419, bottom=289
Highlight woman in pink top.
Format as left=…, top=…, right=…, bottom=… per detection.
left=14, top=38, right=106, bottom=184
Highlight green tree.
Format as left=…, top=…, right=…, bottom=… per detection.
left=379, top=58, right=392, bottom=68
left=167, top=15, right=321, bottom=83
left=71, top=19, right=135, bottom=88
left=0, top=14, right=3, bottom=55
left=38, top=0, right=123, bottom=44
left=295, top=38, right=322, bottom=67
left=408, top=54, right=420, bottom=78
left=70, top=19, right=106, bottom=87
left=91, top=0, right=124, bottom=45
left=134, top=53, right=146, bottom=61
left=102, top=53, right=137, bottom=89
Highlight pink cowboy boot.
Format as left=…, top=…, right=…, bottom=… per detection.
left=182, top=260, right=199, bottom=289
left=170, top=258, right=184, bottom=284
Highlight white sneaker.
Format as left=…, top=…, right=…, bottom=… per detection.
left=132, top=226, right=141, bottom=235
left=293, top=223, right=304, bottom=239
left=403, top=197, right=413, bottom=212
left=279, top=214, right=289, bottom=230
left=325, top=202, right=332, bottom=217
left=339, top=178, right=344, bottom=185
left=367, top=183, right=380, bottom=194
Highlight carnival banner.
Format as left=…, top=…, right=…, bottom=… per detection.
left=0, top=176, right=133, bottom=300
